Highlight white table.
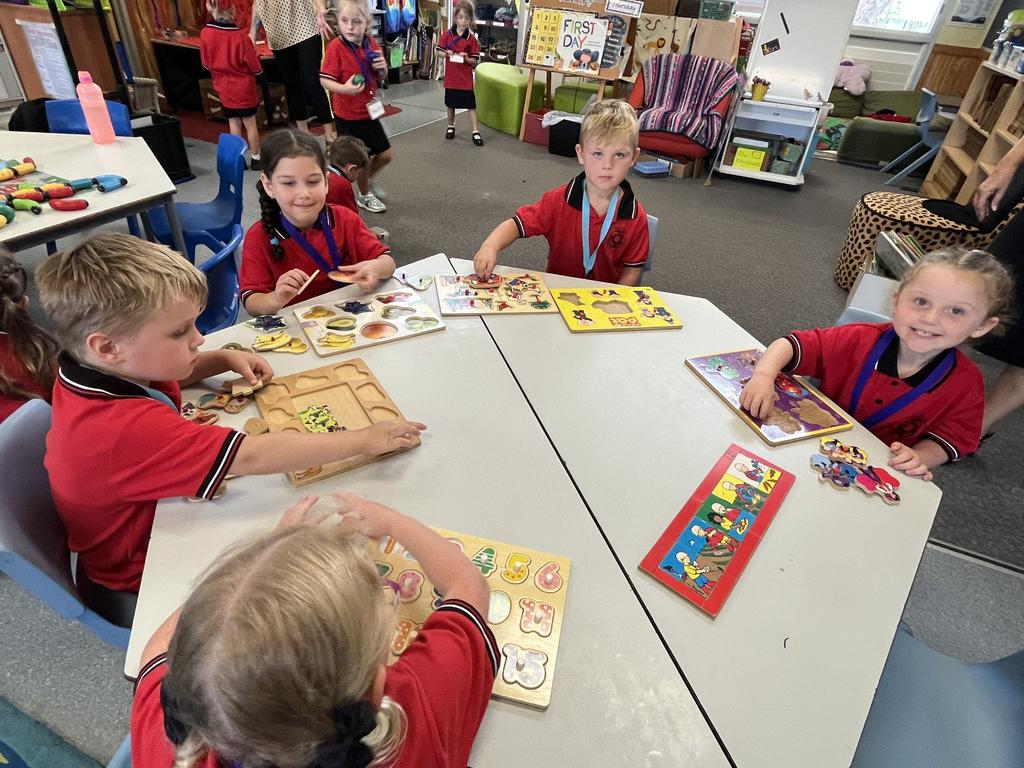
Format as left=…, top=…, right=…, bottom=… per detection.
left=0, top=132, right=185, bottom=253
left=451, top=259, right=941, bottom=767
left=126, top=255, right=731, bottom=767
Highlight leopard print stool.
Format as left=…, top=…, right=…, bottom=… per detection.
left=834, top=191, right=1019, bottom=290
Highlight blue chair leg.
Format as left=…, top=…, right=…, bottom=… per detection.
left=880, top=140, right=925, bottom=174
left=106, top=735, right=131, bottom=768
left=46, top=241, right=57, bottom=255
left=886, top=146, right=940, bottom=187
left=127, top=215, right=141, bottom=238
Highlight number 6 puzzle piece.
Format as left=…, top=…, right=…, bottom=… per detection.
left=854, top=465, right=901, bottom=505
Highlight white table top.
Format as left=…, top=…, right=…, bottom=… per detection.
left=0, top=132, right=176, bottom=250
left=126, top=254, right=730, bottom=767
left=451, top=259, right=941, bottom=768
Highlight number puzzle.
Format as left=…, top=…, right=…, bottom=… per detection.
left=686, top=349, right=852, bottom=445
left=551, top=286, right=682, bottom=332
left=639, top=444, right=794, bottom=617
left=374, top=527, right=570, bottom=708
left=435, top=273, right=557, bottom=315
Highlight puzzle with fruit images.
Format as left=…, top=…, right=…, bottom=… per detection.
left=435, top=273, right=557, bottom=315
left=375, top=527, right=570, bottom=708
left=551, top=287, right=682, bottom=332
left=809, top=437, right=901, bottom=505
left=640, top=444, right=794, bottom=617
left=686, top=349, right=852, bottom=446
left=253, top=358, right=419, bottom=486
left=293, top=290, right=445, bottom=357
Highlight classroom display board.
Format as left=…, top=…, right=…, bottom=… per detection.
left=551, top=286, right=682, bottom=332
left=521, top=0, right=634, bottom=79
left=374, top=527, right=570, bottom=708
left=686, top=349, right=851, bottom=445
left=435, top=273, right=557, bottom=315
left=639, top=444, right=794, bottom=617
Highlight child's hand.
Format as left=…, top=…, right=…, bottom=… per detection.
left=359, top=418, right=426, bottom=455
left=333, top=261, right=383, bottom=291
left=275, top=495, right=331, bottom=529
left=473, top=246, right=498, bottom=278
left=371, top=56, right=388, bottom=75
left=344, top=74, right=365, bottom=93
left=738, top=372, right=776, bottom=420
left=331, top=491, right=396, bottom=538
left=888, top=442, right=933, bottom=482
left=272, top=269, right=310, bottom=308
left=223, top=349, right=274, bottom=386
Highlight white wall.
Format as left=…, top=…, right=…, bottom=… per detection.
left=843, top=35, right=929, bottom=91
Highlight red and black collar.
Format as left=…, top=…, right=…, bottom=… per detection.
left=875, top=329, right=956, bottom=389
left=565, top=171, right=638, bottom=220
left=449, top=26, right=471, bottom=38
left=207, top=19, right=239, bottom=30
left=56, top=352, right=166, bottom=402
left=270, top=205, right=335, bottom=242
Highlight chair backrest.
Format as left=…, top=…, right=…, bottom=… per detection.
left=915, top=88, right=937, bottom=130
left=645, top=214, right=658, bottom=273
left=44, top=99, right=132, bottom=137
left=196, top=225, right=243, bottom=334
left=0, top=400, right=129, bottom=648
left=215, top=134, right=248, bottom=225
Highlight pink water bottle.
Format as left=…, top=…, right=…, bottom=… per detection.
left=76, top=71, right=115, bottom=144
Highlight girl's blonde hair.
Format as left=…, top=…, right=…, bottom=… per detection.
left=897, top=247, right=1014, bottom=336
left=163, top=524, right=406, bottom=768
left=337, top=0, right=372, bottom=22
left=0, top=249, right=57, bottom=401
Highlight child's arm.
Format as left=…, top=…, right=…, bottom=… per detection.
left=617, top=266, right=643, bottom=287
left=330, top=253, right=396, bottom=292
left=243, top=269, right=312, bottom=316
left=888, top=440, right=941, bottom=481
left=182, top=349, right=273, bottom=388
left=139, top=607, right=181, bottom=668
left=738, top=338, right=794, bottom=419
left=333, top=492, right=490, bottom=614
left=473, top=219, right=519, bottom=277
left=320, top=75, right=367, bottom=96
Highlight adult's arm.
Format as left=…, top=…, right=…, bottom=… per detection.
left=973, top=135, right=1024, bottom=220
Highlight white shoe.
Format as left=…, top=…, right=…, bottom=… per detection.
left=370, top=182, right=387, bottom=200
left=357, top=192, right=387, bottom=213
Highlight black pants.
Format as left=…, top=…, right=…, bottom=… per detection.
left=976, top=209, right=1024, bottom=367
left=274, top=34, right=333, bottom=124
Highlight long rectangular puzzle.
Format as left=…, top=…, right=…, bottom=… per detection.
left=686, top=349, right=851, bottom=445
left=639, top=444, right=794, bottom=617
left=374, top=527, right=570, bottom=708
left=551, top=286, right=682, bottom=332
left=435, top=273, right=556, bottom=315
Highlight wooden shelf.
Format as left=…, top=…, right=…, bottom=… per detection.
left=983, top=61, right=1024, bottom=81
left=996, top=128, right=1020, bottom=144
left=961, top=113, right=989, bottom=137
left=979, top=161, right=995, bottom=174
left=946, top=146, right=974, bottom=175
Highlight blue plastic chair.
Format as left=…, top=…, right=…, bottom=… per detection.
left=0, top=400, right=130, bottom=648
left=195, top=225, right=243, bottom=334
left=852, top=626, right=1024, bottom=768
left=146, top=134, right=247, bottom=263
left=107, top=736, right=131, bottom=768
left=44, top=98, right=132, bottom=137
left=882, top=89, right=941, bottom=187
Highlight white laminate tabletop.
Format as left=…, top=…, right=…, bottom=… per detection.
left=451, top=259, right=941, bottom=768
left=126, top=255, right=731, bottom=768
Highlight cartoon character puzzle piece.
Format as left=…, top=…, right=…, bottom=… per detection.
left=809, top=453, right=860, bottom=490
left=819, top=437, right=868, bottom=466
left=466, top=273, right=502, bottom=290
left=854, top=465, right=901, bottom=505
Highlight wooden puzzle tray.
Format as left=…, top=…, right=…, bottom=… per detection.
left=551, top=286, right=683, bottom=332
left=254, top=358, right=419, bottom=486
left=435, top=273, right=557, bottom=315
left=375, top=527, right=570, bottom=708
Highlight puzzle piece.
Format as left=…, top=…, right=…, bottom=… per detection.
left=326, top=316, right=357, bottom=331
left=397, top=272, right=433, bottom=291
left=810, top=453, right=860, bottom=489
left=519, top=597, right=555, bottom=637
left=391, top=618, right=421, bottom=655
left=337, top=300, right=373, bottom=314
left=534, top=561, right=564, bottom=593
left=243, top=314, right=287, bottom=331
left=501, top=644, right=548, bottom=690
left=488, top=590, right=512, bottom=624
left=819, top=437, right=869, bottom=466
left=854, top=465, right=901, bottom=505
left=466, top=273, right=501, bottom=290
left=500, top=552, right=531, bottom=584
left=300, top=306, right=335, bottom=319
left=272, top=338, right=309, bottom=354
left=396, top=569, right=423, bottom=602
left=317, top=331, right=356, bottom=349
left=297, top=404, right=346, bottom=433
left=251, top=331, right=292, bottom=351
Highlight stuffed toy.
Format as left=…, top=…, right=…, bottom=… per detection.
left=835, top=59, right=870, bottom=96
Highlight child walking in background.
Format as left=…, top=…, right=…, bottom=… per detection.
left=326, top=134, right=369, bottom=215
left=319, top=0, right=392, bottom=213
left=199, top=0, right=263, bottom=169
left=130, top=492, right=497, bottom=768
left=241, top=129, right=395, bottom=316
left=439, top=0, right=483, bottom=146
left=0, top=248, right=57, bottom=422
left=739, top=249, right=1013, bottom=480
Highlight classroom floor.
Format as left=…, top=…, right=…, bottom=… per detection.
left=3, top=80, right=1023, bottom=763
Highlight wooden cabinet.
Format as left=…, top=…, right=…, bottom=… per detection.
left=921, top=61, right=1024, bottom=202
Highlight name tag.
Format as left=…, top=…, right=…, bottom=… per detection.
left=450, top=53, right=465, bottom=64
left=367, top=98, right=385, bottom=120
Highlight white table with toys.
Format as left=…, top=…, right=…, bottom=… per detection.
left=449, top=259, right=942, bottom=768
left=124, top=254, right=732, bottom=767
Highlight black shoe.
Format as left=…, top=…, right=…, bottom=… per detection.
left=472, top=131, right=483, bottom=146
left=250, top=157, right=261, bottom=171
left=445, top=125, right=455, bottom=140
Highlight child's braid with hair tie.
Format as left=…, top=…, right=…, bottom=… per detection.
left=256, top=178, right=286, bottom=262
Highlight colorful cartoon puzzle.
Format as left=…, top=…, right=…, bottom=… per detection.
left=810, top=437, right=901, bottom=504
left=254, top=358, right=419, bottom=486
left=686, top=349, right=852, bottom=445
left=551, top=287, right=682, bottom=332
left=639, top=444, right=794, bottom=617
left=374, top=527, right=570, bottom=709
left=293, top=290, right=445, bottom=357
left=435, top=273, right=556, bottom=315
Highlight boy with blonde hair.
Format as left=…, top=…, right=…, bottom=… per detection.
left=37, top=234, right=424, bottom=615
left=474, top=99, right=650, bottom=285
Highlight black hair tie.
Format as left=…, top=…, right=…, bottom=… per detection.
left=160, top=680, right=191, bottom=746
left=311, top=701, right=376, bottom=768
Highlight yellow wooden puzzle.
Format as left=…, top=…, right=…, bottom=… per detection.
left=551, top=286, right=683, bottom=332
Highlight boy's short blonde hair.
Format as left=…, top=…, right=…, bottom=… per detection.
left=36, top=233, right=207, bottom=359
left=579, top=99, right=639, bottom=149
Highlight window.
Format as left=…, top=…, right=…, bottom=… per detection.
left=852, top=0, right=946, bottom=36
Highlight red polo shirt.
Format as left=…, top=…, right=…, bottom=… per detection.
left=513, top=172, right=649, bottom=283
left=320, top=36, right=384, bottom=120
left=240, top=204, right=390, bottom=307
left=0, top=333, right=50, bottom=423
left=46, top=354, right=245, bottom=591
left=326, top=165, right=359, bottom=215
left=199, top=21, right=263, bottom=109
left=785, top=322, right=984, bottom=461
left=439, top=27, right=480, bottom=91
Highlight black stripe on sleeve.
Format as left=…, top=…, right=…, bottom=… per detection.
left=436, top=599, right=499, bottom=678
left=923, top=432, right=959, bottom=463
left=781, top=334, right=801, bottom=372
left=134, top=653, right=168, bottom=693
left=195, top=431, right=246, bottom=499
left=511, top=215, right=526, bottom=239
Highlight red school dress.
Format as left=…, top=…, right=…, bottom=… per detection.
left=439, top=26, right=480, bottom=109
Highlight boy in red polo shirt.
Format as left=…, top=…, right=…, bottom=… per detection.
left=200, top=0, right=263, bottom=169
left=36, top=234, right=425, bottom=620
left=473, top=99, right=650, bottom=285
left=325, top=134, right=368, bottom=215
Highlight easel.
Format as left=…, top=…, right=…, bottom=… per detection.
left=516, top=0, right=637, bottom=141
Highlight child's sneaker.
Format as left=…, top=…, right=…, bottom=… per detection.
left=445, top=125, right=455, bottom=139
left=357, top=191, right=387, bottom=213
left=472, top=131, right=483, bottom=146
left=249, top=156, right=261, bottom=171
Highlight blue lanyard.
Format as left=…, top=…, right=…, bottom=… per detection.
left=344, top=37, right=376, bottom=96
left=848, top=327, right=955, bottom=428
left=279, top=211, right=341, bottom=274
left=581, top=186, right=620, bottom=276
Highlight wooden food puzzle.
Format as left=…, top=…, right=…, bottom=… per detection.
left=809, top=437, right=901, bottom=504
left=375, top=528, right=570, bottom=708
left=253, top=359, right=418, bottom=486
left=686, top=349, right=852, bottom=446
left=551, top=287, right=682, bottom=332
left=293, top=289, right=444, bottom=357
left=640, top=444, right=794, bottom=617
left=435, top=273, right=556, bottom=315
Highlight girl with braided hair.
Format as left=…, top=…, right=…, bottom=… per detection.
left=0, top=248, right=57, bottom=422
left=240, top=129, right=395, bottom=316
left=130, top=492, right=497, bottom=768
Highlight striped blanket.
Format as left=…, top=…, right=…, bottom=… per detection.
left=637, top=54, right=739, bottom=148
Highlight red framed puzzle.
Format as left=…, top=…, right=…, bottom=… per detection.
left=639, top=444, right=795, bottom=617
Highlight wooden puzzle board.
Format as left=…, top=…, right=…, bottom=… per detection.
left=253, top=358, right=419, bottom=486
left=293, top=290, right=445, bottom=357
left=639, top=444, right=794, bottom=617
left=685, top=349, right=851, bottom=446
left=551, top=286, right=683, bottom=332
left=374, top=527, right=571, bottom=708
left=435, top=273, right=557, bottom=315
